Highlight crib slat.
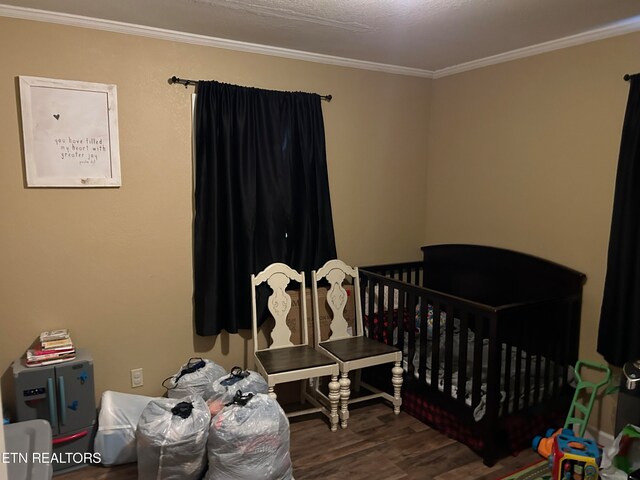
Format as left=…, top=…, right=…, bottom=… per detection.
left=457, top=312, right=469, bottom=408
left=525, top=358, right=532, bottom=410
left=360, top=276, right=370, bottom=335
left=564, top=299, right=578, bottom=389
left=485, top=314, right=500, bottom=424
left=406, top=293, right=417, bottom=379
left=522, top=319, right=532, bottom=410
left=418, top=295, right=429, bottom=385
left=397, top=287, right=406, bottom=352
left=377, top=284, right=385, bottom=343
left=554, top=300, right=572, bottom=396
left=534, top=301, right=555, bottom=403
left=430, top=300, right=441, bottom=389
left=471, top=314, right=484, bottom=412
left=442, top=304, right=454, bottom=398
left=366, top=280, right=375, bottom=340
left=542, top=326, right=551, bottom=401
left=385, top=286, right=395, bottom=346
left=533, top=326, right=542, bottom=405
left=549, top=312, right=562, bottom=397
left=503, top=337, right=512, bottom=415
left=513, top=328, right=523, bottom=413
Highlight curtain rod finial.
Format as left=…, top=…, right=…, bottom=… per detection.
left=624, top=74, right=631, bottom=81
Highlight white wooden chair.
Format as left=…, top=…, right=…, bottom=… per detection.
left=251, top=262, right=341, bottom=431
left=311, top=259, right=403, bottom=429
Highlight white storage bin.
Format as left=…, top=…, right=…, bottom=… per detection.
left=3, top=419, right=53, bottom=480
left=94, top=391, right=155, bottom=466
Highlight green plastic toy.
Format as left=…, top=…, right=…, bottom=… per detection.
left=533, top=360, right=613, bottom=459
left=564, top=359, right=611, bottom=437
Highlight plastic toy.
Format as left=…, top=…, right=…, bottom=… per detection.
left=533, top=427, right=564, bottom=459
left=550, top=429, right=601, bottom=480
left=563, top=360, right=611, bottom=437
left=533, top=360, right=611, bottom=458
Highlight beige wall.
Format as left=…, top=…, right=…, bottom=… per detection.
left=0, top=17, right=431, bottom=410
left=426, top=32, right=640, bottom=434
left=1, top=13, right=635, bottom=437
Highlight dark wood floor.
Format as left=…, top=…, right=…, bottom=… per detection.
left=55, top=402, right=540, bottom=480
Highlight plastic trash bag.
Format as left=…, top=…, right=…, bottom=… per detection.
left=136, top=395, right=211, bottom=480
left=206, top=392, right=292, bottom=480
left=600, top=424, right=640, bottom=480
left=208, top=367, right=269, bottom=404
left=164, top=357, right=227, bottom=400
left=94, top=390, right=156, bottom=465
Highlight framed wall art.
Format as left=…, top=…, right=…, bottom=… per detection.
left=18, top=76, right=121, bottom=187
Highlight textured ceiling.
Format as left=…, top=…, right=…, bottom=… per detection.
left=2, top=0, right=640, bottom=75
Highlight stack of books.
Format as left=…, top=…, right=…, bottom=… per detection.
left=25, top=329, right=76, bottom=367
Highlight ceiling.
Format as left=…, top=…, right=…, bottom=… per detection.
left=2, top=0, right=640, bottom=77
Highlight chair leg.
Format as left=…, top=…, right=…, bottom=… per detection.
left=268, top=385, right=277, bottom=400
left=328, top=374, right=340, bottom=432
left=391, top=361, right=403, bottom=414
left=339, top=371, right=351, bottom=429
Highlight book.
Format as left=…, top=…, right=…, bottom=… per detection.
left=40, top=337, right=74, bottom=350
left=24, top=328, right=76, bottom=367
left=39, top=329, right=70, bottom=342
left=27, top=348, right=75, bottom=360
left=25, top=355, right=76, bottom=368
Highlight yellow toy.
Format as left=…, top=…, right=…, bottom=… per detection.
left=532, top=360, right=611, bottom=479
left=551, top=430, right=600, bottom=480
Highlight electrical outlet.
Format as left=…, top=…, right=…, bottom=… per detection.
left=131, top=368, right=144, bottom=388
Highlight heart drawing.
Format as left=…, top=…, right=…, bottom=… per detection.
left=53, top=114, right=60, bottom=120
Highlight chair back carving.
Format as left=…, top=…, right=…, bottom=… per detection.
left=312, top=259, right=365, bottom=343
left=251, top=263, right=308, bottom=351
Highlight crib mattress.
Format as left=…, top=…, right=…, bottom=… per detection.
left=402, top=321, right=566, bottom=421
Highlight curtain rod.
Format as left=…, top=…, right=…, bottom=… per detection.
left=168, top=76, right=332, bottom=102
left=624, top=73, right=639, bottom=81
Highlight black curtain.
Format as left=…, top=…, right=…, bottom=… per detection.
left=193, top=81, right=337, bottom=335
left=598, top=74, right=640, bottom=367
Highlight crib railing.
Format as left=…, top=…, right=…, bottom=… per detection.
left=359, top=264, right=579, bottom=419
left=359, top=261, right=423, bottom=287
left=359, top=266, right=500, bottom=419
left=359, top=254, right=582, bottom=466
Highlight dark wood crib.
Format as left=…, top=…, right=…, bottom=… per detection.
left=359, top=244, right=586, bottom=466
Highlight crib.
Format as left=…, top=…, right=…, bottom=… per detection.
left=359, top=244, right=586, bottom=466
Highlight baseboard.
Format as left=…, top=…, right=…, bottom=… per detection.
left=585, top=426, right=615, bottom=448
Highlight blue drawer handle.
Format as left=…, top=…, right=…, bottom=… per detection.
left=47, top=377, right=58, bottom=430
left=58, top=376, right=67, bottom=426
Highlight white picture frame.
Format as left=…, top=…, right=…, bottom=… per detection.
left=18, top=76, right=121, bottom=187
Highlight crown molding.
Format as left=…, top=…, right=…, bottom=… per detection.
left=0, top=4, right=435, bottom=78
left=433, top=15, right=640, bottom=78
left=1, top=4, right=640, bottom=80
